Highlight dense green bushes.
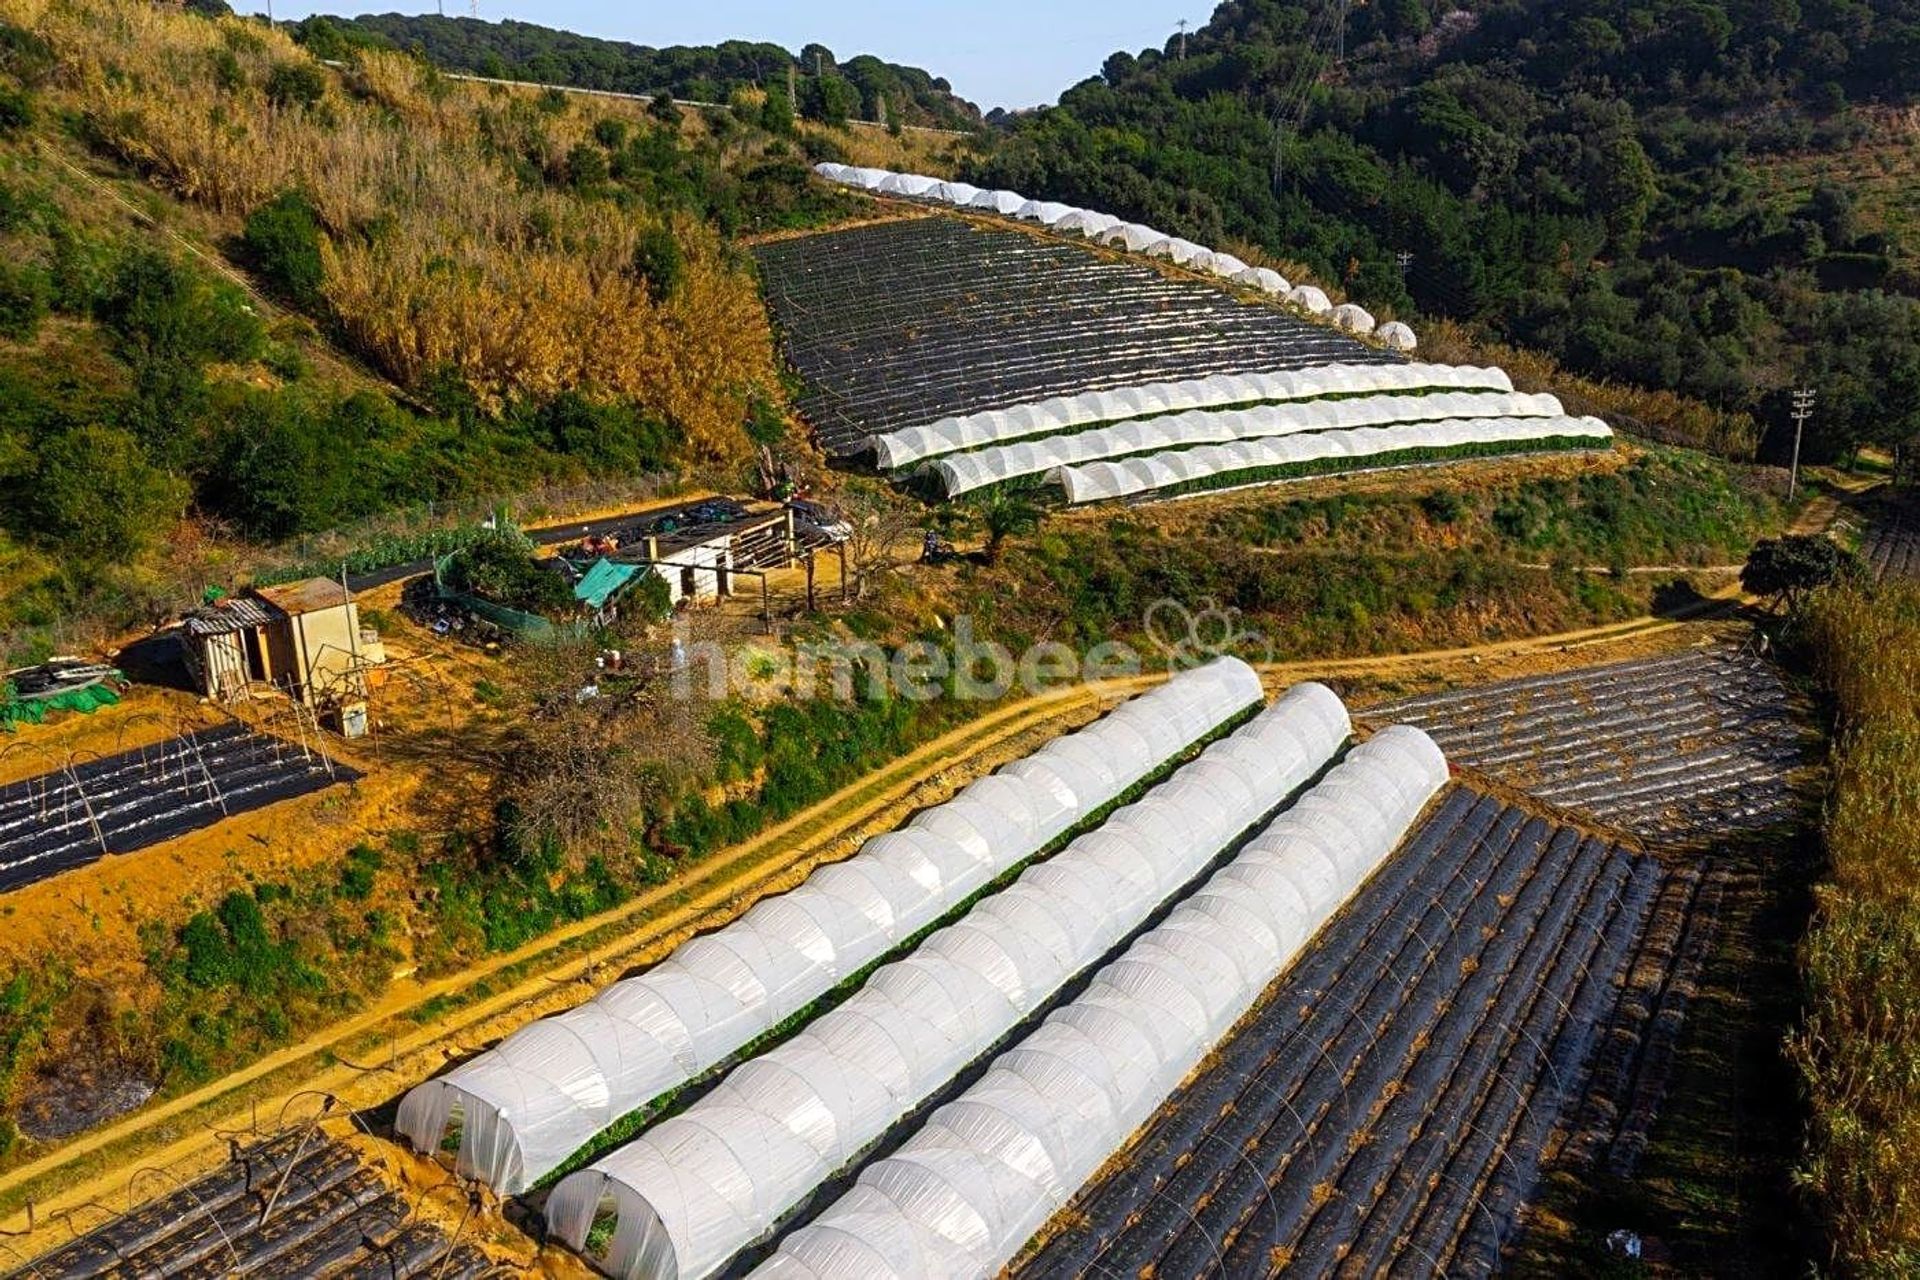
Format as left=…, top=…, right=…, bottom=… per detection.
left=240, top=190, right=326, bottom=310
left=1791, top=582, right=1920, bottom=1275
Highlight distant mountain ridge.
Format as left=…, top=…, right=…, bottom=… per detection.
left=303, top=13, right=983, bottom=130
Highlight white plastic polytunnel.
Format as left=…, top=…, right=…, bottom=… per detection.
left=1098, top=222, right=1167, bottom=253
left=875, top=173, right=940, bottom=197
left=1014, top=200, right=1075, bottom=225
left=1378, top=320, right=1419, bottom=351
left=1056, top=414, right=1617, bottom=504
left=545, top=685, right=1353, bottom=1280
left=810, top=162, right=852, bottom=183
left=925, top=392, right=1566, bottom=498
left=1052, top=209, right=1120, bottom=238
left=1233, top=265, right=1291, bottom=294
left=754, top=726, right=1450, bottom=1280
left=1331, top=302, right=1377, bottom=335
left=926, top=180, right=983, bottom=206
left=395, top=660, right=1262, bottom=1194
left=1207, top=252, right=1250, bottom=279
left=967, top=189, right=1027, bottom=215
left=842, top=167, right=893, bottom=191
left=866, top=363, right=1518, bottom=470
left=1287, top=284, right=1334, bottom=314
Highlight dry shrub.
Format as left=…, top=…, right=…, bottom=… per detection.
left=1791, top=581, right=1920, bottom=1275
left=3, top=0, right=776, bottom=459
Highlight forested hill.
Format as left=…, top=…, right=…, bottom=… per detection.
left=302, top=14, right=983, bottom=131
left=972, top=0, right=1920, bottom=468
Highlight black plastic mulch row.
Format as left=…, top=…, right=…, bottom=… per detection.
left=1362, top=648, right=1807, bottom=843
left=753, top=217, right=1392, bottom=452
left=10, top=1134, right=496, bottom=1280
left=0, top=727, right=358, bottom=895
left=1862, top=499, right=1920, bottom=581
left=1017, top=791, right=1661, bottom=1280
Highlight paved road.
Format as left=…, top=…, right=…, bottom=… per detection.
left=343, top=498, right=721, bottom=592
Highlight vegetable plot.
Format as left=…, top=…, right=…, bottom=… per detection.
left=0, top=724, right=359, bottom=895
left=1364, top=647, right=1810, bottom=846
left=1860, top=493, right=1920, bottom=581
left=753, top=217, right=1391, bottom=455
left=1014, top=788, right=1668, bottom=1280
left=11, top=1131, right=503, bottom=1280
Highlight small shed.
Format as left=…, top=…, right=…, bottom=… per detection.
left=184, top=578, right=370, bottom=707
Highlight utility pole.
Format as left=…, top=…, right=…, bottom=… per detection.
left=1789, top=387, right=1817, bottom=501
left=1177, top=19, right=1189, bottom=59
left=1396, top=250, right=1413, bottom=279
left=1270, top=116, right=1286, bottom=196
left=1336, top=0, right=1349, bottom=63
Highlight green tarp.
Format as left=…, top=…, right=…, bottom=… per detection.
left=1, top=683, right=121, bottom=732
left=574, top=558, right=642, bottom=611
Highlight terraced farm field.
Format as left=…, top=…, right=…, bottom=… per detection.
left=1015, top=787, right=1686, bottom=1280
left=753, top=216, right=1391, bottom=455
left=1860, top=493, right=1920, bottom=580
left=7, top=1133, right=502, bottom=1279
left=0, top=724, right=359, bottom=894
left=1363, top=647, right=1809, bottom=846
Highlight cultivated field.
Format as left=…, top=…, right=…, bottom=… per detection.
left=1860, top=493, right=1920, bottom=580
left=753, top=216, right=1391, bottom=454
left=1014, top=786, right=1673, bottom=1279
left=0, top=725, right=357, bottom=894
left=11, top=1132, right=505, bottom=1279
left=1363, top=646, right=1810, bottom=845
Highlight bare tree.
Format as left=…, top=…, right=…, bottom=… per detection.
left=837, top=484, right=921, bottom=600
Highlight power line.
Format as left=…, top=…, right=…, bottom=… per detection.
left=1789, top=387, right=1817, bottom=501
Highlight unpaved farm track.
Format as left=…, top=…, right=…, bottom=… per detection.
left=0, top=604, right=1741, bottom=1262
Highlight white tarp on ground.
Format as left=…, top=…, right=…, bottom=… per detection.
left=868, top=364, right=1518, bottom=470
left=544, top=686, right=1353, bottom=1280
left=753, top=726, right=1451, bottom=1280
left=811, top=163, right=853, bottom=183
left=927, top=391, right=1566, bottom=498
left=394, top=660, right=1263, bottom=1194
left=1056, top=414, right=1617, bottom=504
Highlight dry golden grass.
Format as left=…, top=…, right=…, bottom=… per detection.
left=2, top=0, right=776, bottom=459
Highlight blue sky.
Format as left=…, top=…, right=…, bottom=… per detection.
left=246, top=2, right=1198, bottom=109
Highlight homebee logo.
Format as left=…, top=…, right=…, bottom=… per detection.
left=1144, top=598, right=1276, bottom=671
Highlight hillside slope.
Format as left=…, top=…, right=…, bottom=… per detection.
left=307, top=14, right=983, bottom=131
left=0, top=1, right=887, bottom=644
left=971, top=0, right=1920, bottom=471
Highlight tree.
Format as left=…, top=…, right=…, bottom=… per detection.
left=1742, top=535, right=1857, bottom=613
left=629, top=227, right=685, bottom=303
left=972, top=487, right=1047, bottom=566
left=31, top=425, right=187, bottom=561
left=264, top=62, right=326, bottom=111
left=760, top=85, right=795, bottom=136
left=241, top=191, right=326, bottom=310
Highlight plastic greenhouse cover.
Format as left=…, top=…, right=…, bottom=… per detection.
left=1331, top=303, right=1377, bottom=334
left=926, top=391, right=1565, bottom=497
left=876, top=173, right=940, bottom=197
left=1052, top=210, right=1120, bottom=238
left=1234, top=266, right=1291, bottom=294
left=1014, top=200, right=1075, bottom=225
left=868, top=363, right=1517, bottom=470
left=1287, top=284, right=1334, bottom=313
left=392, top=660, right=1262, bottom=1194
left=544, top=685, right=1353, bottom=1280
left=969, top=190, right=1028, bottom=215
left=753, top=726, right=1450, bottom=1280
left=1378, top=320, right=1419, bottom=351
left=1057, top=414, right=1617, bottom=504
left=927, top=181, right=983, bottom=205
left=1099, top=223, right=1169, bottom=253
